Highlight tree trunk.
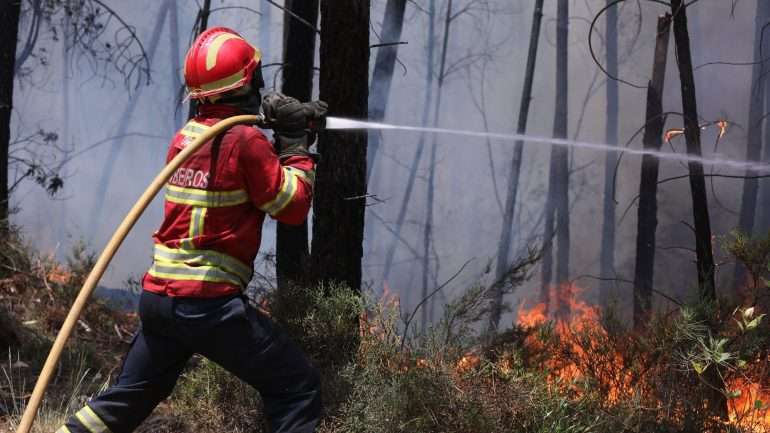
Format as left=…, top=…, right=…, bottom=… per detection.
left=736, top=0, right=770, bottom=288
left=420, top=0, right=453, bottom=333
left=260, top=0, right=273, bottom=63
left=670, top=0, right=726, bottom=421
left=488, top=0, right=544, bottom=333
left=277, top=0, right=319, bottom=288
left=310, top=0, right=369, bottom=291
left=543, top=0, right=570, bottom=320
left=670, top=0, right=716, bottom=303
left=381, top=0, right=436, bottom=284
left=599, top=0, right=619, bottom=307
left=366, top=0, right=407, bottom=182
left=0, top=0, right=21, bottom=225
left=633, top=13, right=671, bottom=329
left=760, top=28, right=770, bottom=232
left=187, top=0, right=211, bottom=121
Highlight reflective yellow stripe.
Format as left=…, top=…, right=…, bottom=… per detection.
left=206, top=33, right=241, bottom=70
left=56, top=426, right=72, bottom=433
left=154, top=244, right=252, bottom=284
left=260, top=167, right=299, bottom=215
left=189, top=207, right=207, bottom=238
left=148, top=263, right=243, bottom=286
left=292, top=167, right=315, bottom=188
left=199, top=70, right=245, bottom=92
left=165, top=185, right=249, bottom=208
left=74, top=405, right=110, bottom=433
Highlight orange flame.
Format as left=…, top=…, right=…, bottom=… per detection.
left=664, top=120, right=729, bottom=144
left=727, top=378, right=770, bottom=428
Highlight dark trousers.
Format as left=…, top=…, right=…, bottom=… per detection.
left=60, top=291, right=321, bottom=433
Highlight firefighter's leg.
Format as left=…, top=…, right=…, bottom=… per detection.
left=195, top=296, right=321, bottom=433
left=59, top=292, right=192, bottom=433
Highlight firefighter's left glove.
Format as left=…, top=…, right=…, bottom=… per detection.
left=261, top=92, right=328, bottom=161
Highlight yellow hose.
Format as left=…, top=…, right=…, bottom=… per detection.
left=15, top=114, right=260, bottom=433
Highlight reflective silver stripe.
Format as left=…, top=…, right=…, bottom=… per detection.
left=154, top=244, right=252, bottom=284
left=260, top=167, right=299, bottom=215
left=165, top=185, right=249, bottom=208
left=74, top=405, right=110, bottom=433
left=148, top=263, right=243, bottom=286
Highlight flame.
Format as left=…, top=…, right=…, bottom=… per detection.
left=456, top=353, right=481, bottom=373
left=517, top=284, right=770, bottom=429
left=664, top=120, right=729, bottom=144
left=717, top=119, right=729, bottom=139
left=727, top=378, right=770, bottom=428
left=665, top=128, right=685, bottom=144
left=47, top=265, right=71, bottom=285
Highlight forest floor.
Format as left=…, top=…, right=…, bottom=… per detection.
left=0, top=227, right=770, bottom=432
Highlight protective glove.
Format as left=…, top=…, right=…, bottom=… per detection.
left=261, top=92, right=328, bottom=160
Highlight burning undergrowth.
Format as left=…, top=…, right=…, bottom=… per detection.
left=326, top=237, right=770, bottom=433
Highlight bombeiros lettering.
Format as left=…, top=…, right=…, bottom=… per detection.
left=169, top=167, right=209, bottom=189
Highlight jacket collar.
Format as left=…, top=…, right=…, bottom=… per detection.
left=196, top=103, right=244, bottom=119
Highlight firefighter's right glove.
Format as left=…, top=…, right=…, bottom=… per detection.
left=261, top=92, right=328, bottom=160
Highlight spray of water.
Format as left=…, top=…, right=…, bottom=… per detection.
left=325, top=117, right=770, bottom=173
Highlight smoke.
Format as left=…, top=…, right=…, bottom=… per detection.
left=10, top=0, right=763, bottom=329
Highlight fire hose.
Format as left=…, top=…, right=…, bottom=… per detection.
left=15, top=114, right=262, bottom=433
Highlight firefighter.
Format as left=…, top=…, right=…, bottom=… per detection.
left=58, top=27, right=327, bottom=433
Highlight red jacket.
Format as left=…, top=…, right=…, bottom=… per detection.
left=142, top=104, right=314, bottom=298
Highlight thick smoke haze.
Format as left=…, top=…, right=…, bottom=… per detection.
left=11, top=1, right=764, bottom=328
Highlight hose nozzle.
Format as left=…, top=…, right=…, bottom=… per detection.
left=254, top=113, right=327, bottom=132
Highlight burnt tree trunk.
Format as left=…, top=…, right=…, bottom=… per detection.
left=488, top=0, right=544, bottom=333
left=670, top=0, right=726, bottom=421
left=633, top=14, right=671, bottom=329
left=310, top=0, right=369, bottom=291
left=736, top=0, right=770, bottom=287
left=671, top=0, right=716, bottom=305
left=277, top=0, right=319, bottom=288
left=599, top=0, right=619, bottom=307
left=366, top=0, right=407, bottom=181
left=0, top=0, right=22, bottom=225
left=542, top=0, right=570, bottom=319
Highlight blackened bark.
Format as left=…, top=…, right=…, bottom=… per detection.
left=0, top=1, right=22, bottom=224
left=736, top=0, right=770, bottom=286
left=488, top=0, right=544, bottom=333
left=670, top=0, right=726, bottom=421
left=599, top=0, right=619, bottom=306
left=633, top=14, right=671, bottom=329
left=310, top=0, right=369, bottom=291
left=670, top=0, right=715, bottom=302
left=277, top=0, right=319, bottom=288
left=366, top=0, right=407, bottom=181
left=549, top=0, right=570, bottom=320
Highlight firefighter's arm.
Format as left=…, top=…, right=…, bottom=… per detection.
left=239, top=129, right=315, bottom=225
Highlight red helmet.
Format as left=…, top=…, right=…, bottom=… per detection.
left=183, top=27, right=262, bottom=100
